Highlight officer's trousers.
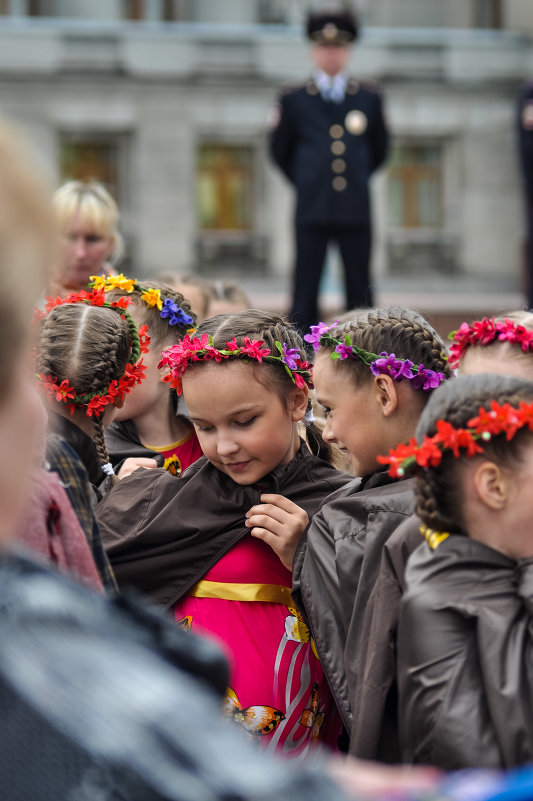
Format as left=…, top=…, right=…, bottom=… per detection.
left=290, top=223, right=372, bottom=334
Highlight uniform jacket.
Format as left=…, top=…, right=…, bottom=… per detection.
left=292, top=470, right=415, bottom=744
left=270, top=77, right=388, bottom=226
left=399, top=534, right=533, bottom=769
left=96, top=441, right=350, bottom=609
left=518, top=79, right=533, bottom=198
left=0, top=553, right=349, bottom=801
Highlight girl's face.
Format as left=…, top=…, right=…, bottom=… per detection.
left=313, top=352, right=390, bottom=478
left=183, top=361, right=306, bottom=485
left=59, top=211, right=114, bottom=290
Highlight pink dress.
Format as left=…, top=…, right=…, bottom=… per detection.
left=173, top=535, right=341, bottom=759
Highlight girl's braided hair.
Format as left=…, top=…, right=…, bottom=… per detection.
left=320, top=306, right=451, bottom=389
left=105, top=280, right=196, bottom=349
left=414, top=373, right=533, bottom=534
left=36, top=303, right=131, bottom=472
left=194, top=309, right=334, bottom=463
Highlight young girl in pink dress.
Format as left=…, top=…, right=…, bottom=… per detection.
left=97, top=310, right=350, bottom=759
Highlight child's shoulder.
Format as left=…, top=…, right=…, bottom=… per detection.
left=405, top=533, right=517, bottom=608
left=321, top=472, right=416, bottom=521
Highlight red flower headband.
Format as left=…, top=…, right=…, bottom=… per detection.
left=377, top=399, right=533, bottom=478
left=448, top=317, right=533, bottom=369
left=159, top=333, right=313, bottom=396
left=36, top=289, right=150, bottom=417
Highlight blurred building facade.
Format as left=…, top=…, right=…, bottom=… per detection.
left=0, top=0, right=532, bottom=291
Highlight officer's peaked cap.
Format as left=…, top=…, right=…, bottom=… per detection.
left=306, top=9, right=358, bottom=44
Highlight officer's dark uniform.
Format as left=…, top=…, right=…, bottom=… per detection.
left=517, top=80, right=533, bottom=308
left=269, top=11, right=389, bottom=333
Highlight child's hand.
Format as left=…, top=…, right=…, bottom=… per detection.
left=245, top=494, right=308, bottom=571
left=117, top=457, right=160, bottom=480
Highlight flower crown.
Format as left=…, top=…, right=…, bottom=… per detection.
left=36, top=289, right=150, bottom=417
left=377, top=399, right=533, bottom=478
left=304, top=321, right=447, bottom=391
left=159, top=333, right=313, bottom=396
left=448, top=317, right=533, bottom=369
left=89, top=274, right=195, bottom=329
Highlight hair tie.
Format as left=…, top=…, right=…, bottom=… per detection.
left=101, top=462, right=115, bottom=476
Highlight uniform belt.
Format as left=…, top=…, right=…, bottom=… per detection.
left=189, top=580, right=294, bottom=606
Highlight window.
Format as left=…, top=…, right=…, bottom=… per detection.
left=387, top=143, right=443, bottom=229
left=197, top=143, right=254, bottom=231
left=121, top=0, right=192, bottom=21
left=473, top=0, right=502, bottom=29
left=59, top=135, right=121, bottom=202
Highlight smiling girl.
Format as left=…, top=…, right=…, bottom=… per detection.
left=96, top=309, right=350, bottom=757
left=291, top=307, right=451, bottom=759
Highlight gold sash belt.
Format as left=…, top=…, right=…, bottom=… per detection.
left=189, top=579, right=294, bottom=606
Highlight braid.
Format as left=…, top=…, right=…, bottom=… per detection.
left=415, top=374, right=533, bottom=533
left=327, top=306, right=451, bottom=389
left=106, top=279, right=196, bottom=348
left=37, top=304, right=131, bottom=472
left=195, top=309, right=334, bottom=463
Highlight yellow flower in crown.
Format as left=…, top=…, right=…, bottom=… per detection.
left=141, top=287, right=163, bottom=310
left=89, top=275, right=108, bottom=292
left=105, top=273, right=136, bottom=293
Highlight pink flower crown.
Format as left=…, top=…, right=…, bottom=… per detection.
left=377, top=399, right=533, bottom=478
left=89, top=274, right=195, bottom=329
left=159, top=333, right=313, bottom=396
left=304, top=321, right=447, bottom=391
left=448, top=317, right=533, bottom=369
left=35, top=289, right=150, bottom=417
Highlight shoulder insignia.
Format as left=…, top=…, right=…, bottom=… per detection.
left=522, top=99, right=533, bottom=132
left=346, top=79, right=359, bottom=95
left=279, top=80, right=305, bottom=97
left=359, top=77, right=383, bottom=94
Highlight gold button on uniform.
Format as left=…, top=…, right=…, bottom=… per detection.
left=329, top=124, right=344, bottom=139
left=332, top=158, right=346, bottom=174
left=332, top=176, right=347, bottom=191
left=331, top=140, right=346, bottom=155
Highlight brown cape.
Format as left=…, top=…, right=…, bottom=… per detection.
left=97, top=442, right=350, bottom=609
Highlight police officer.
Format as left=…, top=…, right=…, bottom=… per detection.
left=517, top=79, right=533, bottom=309
left=269, top=9, right=389, bottom=333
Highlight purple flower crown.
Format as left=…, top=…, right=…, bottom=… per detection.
left=304, top=321, right=447, bottom=391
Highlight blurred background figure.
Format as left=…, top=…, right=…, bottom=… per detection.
left=517, top=78, right=533, bottom=309
left=48, top=180, right=122, bottom=298
left=269, top=6, right=389, bottom=332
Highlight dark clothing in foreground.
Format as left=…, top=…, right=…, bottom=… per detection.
left=0, top=552, right=350, bottom=801
left=292, top=470, right=415, bottom=759
left=399, top=533, right=533, bottom=769
left=97, top=441, right=350, bottom=609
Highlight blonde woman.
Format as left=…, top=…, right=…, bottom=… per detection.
left=49, top=180, right=122, bottom=296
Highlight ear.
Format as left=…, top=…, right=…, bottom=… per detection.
left=113, top=395, right=126, bottom=410
left=373, top=374, right=398, bottom=418
left=287, top=384, right=309, bottom=422
left=473, top=461, right=508, bottom=510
